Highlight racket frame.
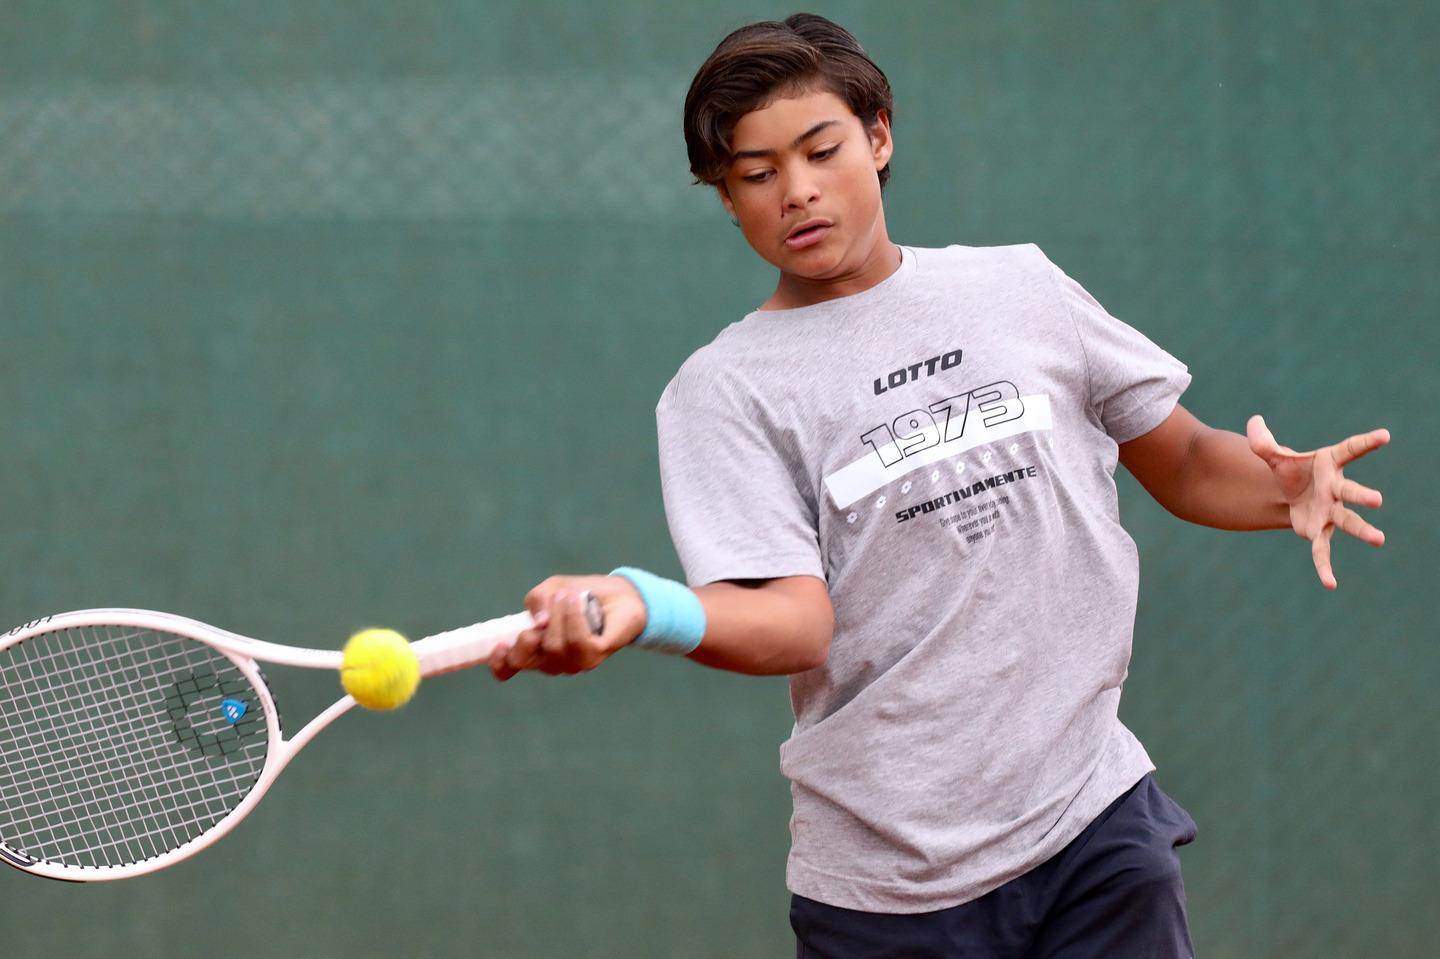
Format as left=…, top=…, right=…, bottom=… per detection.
left=1, top=606, right=538, bottom=882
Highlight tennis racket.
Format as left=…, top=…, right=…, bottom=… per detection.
left=0, top=598, right=603, bottom=882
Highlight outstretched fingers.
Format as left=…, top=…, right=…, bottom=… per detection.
left=1247, top=413, right=1308, bottom=465
left=1247, top=414, right=1281, bottom=460
left=1311, top=525, right=1338, bottom=591
left=1332, top=428, right=1391, bottom=468
left=1332, top=502, right=1385, bottom=547
left=1335, top=476, right=1383, bottom=509
left=1309, top=503, right=1385, bottom=591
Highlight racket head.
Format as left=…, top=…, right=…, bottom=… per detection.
left=0, top=609, right=284, bottom=881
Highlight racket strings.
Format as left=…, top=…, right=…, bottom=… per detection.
left=0, top=626, right=263, bottom=866
left=2, top=630, right=213, bottom=771
left=0, top=627, right=205, bottom=865
left=0, top=625, right=270, bottom=869
left=1, top=646, right=259, bottom=800
left=14, top=626, right=265, bottom=863
left=1, top=686, right=258, bottom=846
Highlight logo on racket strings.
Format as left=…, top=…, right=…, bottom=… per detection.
left=168, top=668, right=262, bottom=757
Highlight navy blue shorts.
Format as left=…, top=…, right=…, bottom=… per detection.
left=790, top=774, right=1199, bottom=958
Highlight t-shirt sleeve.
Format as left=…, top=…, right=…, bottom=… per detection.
left=1043, top=252, right=1192, bottom=443
left=655, top=355, right=824, bottom=587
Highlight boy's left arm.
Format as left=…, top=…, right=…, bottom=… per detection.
left=1118, top=404, right=1391, bottom=590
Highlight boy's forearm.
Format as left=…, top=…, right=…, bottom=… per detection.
left=1166, top=426, right=1290, bottom=531
left=685, top=577, right=833, bottom=676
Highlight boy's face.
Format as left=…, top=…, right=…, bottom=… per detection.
left=718, top=88, right=893, bottom=281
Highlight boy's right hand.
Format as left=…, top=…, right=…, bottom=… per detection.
left=489, top=575, right=647, bottom=681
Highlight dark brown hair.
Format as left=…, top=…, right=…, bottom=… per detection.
left=683, top=13, right=895, bottom=190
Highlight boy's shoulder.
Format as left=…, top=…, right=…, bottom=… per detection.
left=916, top=240, right=1050, bottom=272
left=914, top=241, right=1063, bottom=298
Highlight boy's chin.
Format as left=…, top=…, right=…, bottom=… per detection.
left=773, top=251, right=846, bottom=278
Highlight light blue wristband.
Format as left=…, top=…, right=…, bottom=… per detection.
left=610, top=567, right=706, bottom=655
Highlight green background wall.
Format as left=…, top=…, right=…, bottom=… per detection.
left=2, top=2, right=1435, bottom=956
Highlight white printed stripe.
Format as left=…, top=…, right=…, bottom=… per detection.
left=824, top=395, right=1053, bottom=508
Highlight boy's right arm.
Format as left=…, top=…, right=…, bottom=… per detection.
left=488, top=574, right=832, bottom=681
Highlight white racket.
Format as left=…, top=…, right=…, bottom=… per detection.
left=0, top=598, right=603, bottom=882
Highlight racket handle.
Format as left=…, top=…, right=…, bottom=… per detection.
left=412, top=611, right=534, bottom=677
left=410, top=593, right=605, bottom=678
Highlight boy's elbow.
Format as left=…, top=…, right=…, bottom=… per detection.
left=795, top=625, right=832, bottom=672
left=794, top=594, right=834, bottom=672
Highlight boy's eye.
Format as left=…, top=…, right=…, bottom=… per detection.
left=741, top=146, right=840, bottom=184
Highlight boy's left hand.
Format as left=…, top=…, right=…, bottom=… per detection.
left=1246, top=414, right=1390, bottom=590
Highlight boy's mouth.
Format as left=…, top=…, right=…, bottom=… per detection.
left=785, top=220, right=834, bottom=249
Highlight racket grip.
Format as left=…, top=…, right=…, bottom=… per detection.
left=412, top=594, right=604, bottom=678
left=412, top=611, right=535, bottom=677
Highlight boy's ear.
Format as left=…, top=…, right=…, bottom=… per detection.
left=715, top=182, right=736, bottom=220
left=868, top=108, right=895, bottom=170
left=716, top=182, right=741, bottom=226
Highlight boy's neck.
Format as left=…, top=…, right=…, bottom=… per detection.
left=758, top=233, right=903, bottom=312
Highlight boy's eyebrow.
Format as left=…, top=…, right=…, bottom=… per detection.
left=731, top=120, right=842, bottom=161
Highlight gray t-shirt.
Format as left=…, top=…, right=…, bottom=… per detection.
left=655, top=243, right=1191, bottom=913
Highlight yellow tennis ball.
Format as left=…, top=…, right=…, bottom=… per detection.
left=341, top=628, right=420, bottom=711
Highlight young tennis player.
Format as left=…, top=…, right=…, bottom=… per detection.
left=489, top=14, right=1389, bottom=957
